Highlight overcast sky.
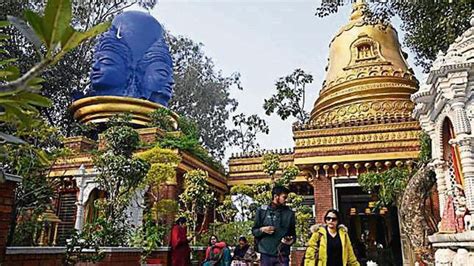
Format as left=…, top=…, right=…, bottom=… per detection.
left=131, top=0, right=424, bottom=162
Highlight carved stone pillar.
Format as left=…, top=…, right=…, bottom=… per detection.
left=452, top=100, right=471, bottom=135
left=74, top=174, right=86, bottom=232
left=433, top=159, right=447, bottom=215
left=457, top=136, right=474, bottom=211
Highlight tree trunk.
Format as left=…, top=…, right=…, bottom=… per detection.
left=399, top=165, right=436, bottom=263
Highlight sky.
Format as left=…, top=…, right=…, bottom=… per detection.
left=131, top=0, right=424, bottom=162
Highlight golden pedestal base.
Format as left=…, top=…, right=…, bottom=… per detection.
left=70, top=96, right=168, bottom=126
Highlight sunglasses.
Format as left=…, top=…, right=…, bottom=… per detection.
left=325, top=216, right=338, bottom=222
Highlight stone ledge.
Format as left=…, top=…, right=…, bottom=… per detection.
left=6, top=246, right=144, bottom=254
left=153, top=247, right=171, bottom=252
left=428, top=231, right=474, bottom=246
left=6, top=247, right=66, bottom=254
left=5, top=173, right=22, bottom=183
left=99, top=247, right=142, bottom=253
left=432, top=242, right=474, bottom=248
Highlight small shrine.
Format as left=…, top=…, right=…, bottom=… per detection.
left=36, top=207, right=61, bottom=246
left=412, top=13, right=474, bottom=264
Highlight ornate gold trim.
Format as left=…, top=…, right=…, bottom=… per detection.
left=294, top=151, right=419, bottom=164
left=295, top=130, right=420, bottom=148
left=295, top=140, right=419, bottom=153
left=293, top=121, right=420, bottom=137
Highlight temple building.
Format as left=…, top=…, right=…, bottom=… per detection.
left=46, top=11, right=228, bottom=245
left=412, top=14, right=474, bottom=264
left=229, top=1, right=422, bottom=264
left=49, top=126, right=227, bottom=245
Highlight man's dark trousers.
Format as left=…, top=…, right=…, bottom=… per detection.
left=260, top=253, right=289, bottom=266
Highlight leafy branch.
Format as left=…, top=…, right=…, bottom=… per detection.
left=0, top=0, right=109, bottom=125
left=264, top=68, right=312, bottom=124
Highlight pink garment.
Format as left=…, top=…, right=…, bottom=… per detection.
left=439, top=195, right=457, bottom=232
left=205, top=241, right=227, bottom=260
left=456, top=215, right=465, bottom=232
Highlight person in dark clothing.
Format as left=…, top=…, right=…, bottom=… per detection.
left=252, top=186, right=296, bottom=266
left=326, top=225, right=343, bottom=266
left=232, top=236, right=256, bottom=265
left=304, top=209, right=359, bottom=266
left=170, top=217, right=192, bottom=266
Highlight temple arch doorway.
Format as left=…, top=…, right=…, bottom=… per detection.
left=333, top=178, right=403, bottom=265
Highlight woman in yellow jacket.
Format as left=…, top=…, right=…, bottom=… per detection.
left=304, top=209, right=359, bottom=266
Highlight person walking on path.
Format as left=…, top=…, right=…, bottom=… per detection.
left=170, top=217, right=192, bottom=266
left=304, top=209, right=359, bottom=266
left=252, top=185, right=296, bottom=266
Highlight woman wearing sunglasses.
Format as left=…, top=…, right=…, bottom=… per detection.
left=303, top=209, right=359, bottom=266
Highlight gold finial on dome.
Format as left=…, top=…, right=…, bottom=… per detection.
left=309, top=0, right=418, bottom=127
left=350, top=0, right=368, bottom=21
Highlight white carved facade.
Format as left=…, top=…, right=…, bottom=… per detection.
left=73, top=165, right=144, bottom=233
left=412, top=14, right=474, bottom=265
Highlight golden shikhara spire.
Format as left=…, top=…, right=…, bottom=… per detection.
left=310, top=0, right=418, bottom=126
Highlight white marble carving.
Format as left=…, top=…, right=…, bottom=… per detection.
left=413, top=12, right=474, bottom=266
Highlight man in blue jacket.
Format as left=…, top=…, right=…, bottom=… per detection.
left=252, top=186, right=296, bottom=266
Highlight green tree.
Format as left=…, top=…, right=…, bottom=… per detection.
left=263, top=68, right=313, bottom=123
left=90, top=116, right=150, bottom=245
left=136, top=146, right=181, bottom=209
left=230, top=185, right=254, bottom=221
left=179, top=169, right=216, bottom=241
left=315, top=1, right=472, bottom=72
left=147, top=107, right=176, bottom=132
left=263, top=153, right=280, bottom=182
left=136, top=145, right=181, bottom=251
left=0, top=0, right=108, bottom=125
left=167, top=34, right=242, bottom=160
left=197, top=220, right=254, bottom=247
left=155, top=114, right=225, bottom=172
left=358, top=167, right=410, bottom=207
left=215, top=195, right=238, bottom=223
left=66, top=117, right=150, bottom=263
left=229, top=113, right=269, bottom=153
left=0, top=0, right=109, bottom=246
left=1, top=118, right=65, bottom=245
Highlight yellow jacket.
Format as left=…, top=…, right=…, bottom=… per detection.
left=304, top=224, right=360, bottom=266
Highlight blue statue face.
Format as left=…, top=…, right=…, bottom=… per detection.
left=91, top=50, right=129, bottom=92
left=89, top=26, right=132, bottom=95
left=83, top=11, right=174, bottom=106
left=136, top=37, right=174, bottom=106
left=142, top=61, right=174, bottom=106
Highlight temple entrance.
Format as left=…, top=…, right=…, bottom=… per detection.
left=335, top=184, right=403, bottom=266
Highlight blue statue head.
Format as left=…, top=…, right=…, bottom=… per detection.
left=87, top=11, right=174, bottom=106
left=90, top=28, right=132, bottom=95
left=137, top=39, right=174, bottom=106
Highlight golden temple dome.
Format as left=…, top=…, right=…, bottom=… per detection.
left=310, top=0, right=418, bottom=126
